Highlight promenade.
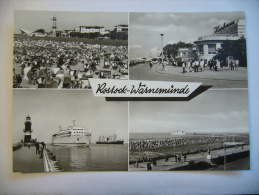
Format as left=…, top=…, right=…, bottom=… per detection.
left=13, top=146, right=44, bottom=173
left=129, top=145, right=249, bottom=171
left=130, top=63, right=247, bottom=88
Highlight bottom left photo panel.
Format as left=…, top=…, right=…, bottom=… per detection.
left=13, top=89, right=128, bottom=173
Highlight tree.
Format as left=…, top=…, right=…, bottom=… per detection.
left=213, top=36, right=247, bottom=67
left=164, top=41, right=194, bottom=58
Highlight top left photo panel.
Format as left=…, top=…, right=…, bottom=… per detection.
left=13, top=11, right=129, bottom=89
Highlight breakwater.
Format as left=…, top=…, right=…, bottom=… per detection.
left=129, top=135, right=249, bottom=151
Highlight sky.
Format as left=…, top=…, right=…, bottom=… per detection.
left=14, top=10, right=128, bottom=34
left=13, top=89, right=128, bottom=143
left=129, top=89, right=249, bottom=134
left=129, top=12, right=245, bottom=60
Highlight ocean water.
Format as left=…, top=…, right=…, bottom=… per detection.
left=47, top=144, right=128, bottom=172
left=130, top=132, right=207, bottom=140
left=129, top=132, right=248, bottom=140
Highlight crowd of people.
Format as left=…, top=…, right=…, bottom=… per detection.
left=13, top=38, right=128, bottom=89
left=181, top=58, right=240, bottom=73
left=129, top=135, right=249, bottom=151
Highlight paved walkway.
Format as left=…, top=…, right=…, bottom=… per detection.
left=13, top=146, right=44, bottom=173
left=129, top=145, right=249, bottom=171
left=130, top=63, right=248, bottom=88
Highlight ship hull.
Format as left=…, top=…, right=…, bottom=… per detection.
left=52, top=135, right=91, bottom=146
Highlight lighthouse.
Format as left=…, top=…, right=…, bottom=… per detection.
left=23, top=115, right=33, bottom=142
left=51, top=15, right=57, bottom=37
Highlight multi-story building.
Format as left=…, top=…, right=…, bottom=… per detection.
left=194, top=19, right=245, bottom=61
left=80, top=26, right=106, bottom=34
left=114, top=25, right=128, bottom=32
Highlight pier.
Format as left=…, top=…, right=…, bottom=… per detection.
left=13, top=145, right=62, bottom=173
left=129, top=145, right=249, bottom=171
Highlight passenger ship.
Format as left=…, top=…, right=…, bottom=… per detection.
left=52, top=119, right=91, bottom=146
left=171, top=131, right=186, bottom=135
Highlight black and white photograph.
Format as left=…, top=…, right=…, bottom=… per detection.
left=129, top=12, right=247, bottom=89
left=13, top=11, right=129, bottom=89
left=1, top=0, right=259, bottom=194
left=13, top=89, right=128, bottom=172
left=129, top=89, right=249, bottom=171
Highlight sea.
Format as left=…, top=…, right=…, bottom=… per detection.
left=47, top=144, right=128, bottom=172
left=129, top=132, right=248, bottom=140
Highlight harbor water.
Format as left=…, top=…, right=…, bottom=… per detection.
left=47, top=144, right=128, bottom=172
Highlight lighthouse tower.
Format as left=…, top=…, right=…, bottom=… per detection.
left=51, top=15, right=57, bottom=37
left=23, top=115, right=33, bottom=142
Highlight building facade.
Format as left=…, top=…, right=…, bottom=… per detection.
left=194, top=19, right=245, bottom=61
left=175, top=47, right=196, bottom=62
left=80, top=26, right=106, bottom=34
left=115, top=25, right=128, bottom=32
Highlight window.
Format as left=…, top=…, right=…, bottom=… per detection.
left=198, top=45, right=203, bottom=55
left=208, top=44, right=217, bottom=54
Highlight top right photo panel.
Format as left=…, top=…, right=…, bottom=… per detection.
left=129, top=12, right=247, bottom=89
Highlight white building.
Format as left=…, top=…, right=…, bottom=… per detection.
left=194, top=19, right=245, bottom=61
left=175, top=47, right=196, bottom=62
left=80, top=26, right=106, bottom=34
left=114, top=25, right=128, bottom=32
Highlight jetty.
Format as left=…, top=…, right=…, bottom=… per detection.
left=13, top=145, right=63, bottom=173
left=129, top=145, right=250, bottom=171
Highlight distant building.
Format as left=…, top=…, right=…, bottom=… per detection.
left=194, top=19, right=245, bottom=61
left=61, top=30, right=74, bottom=37
left=19, top=28, right=47, bottom=37
left=175, top=47, right=196, bottom=62
left=80, top=26, right=106, bottom=34
left=74, top=27, right=80, bottom=32
left=114, top=25, right=128, bottom=32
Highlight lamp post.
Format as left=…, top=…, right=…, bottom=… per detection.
left=160, top=34, right=164, bottom=64
left=224, top=147, right=226, bottom=170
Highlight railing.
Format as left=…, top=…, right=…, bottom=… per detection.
left=43, top=149, right=54, bottom=172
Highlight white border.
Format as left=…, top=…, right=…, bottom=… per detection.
left=1, top=1, right=259, bottom=194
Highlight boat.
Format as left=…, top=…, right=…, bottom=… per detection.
left=96, top=134, right=124, bottom=144
left=171, top=131, right=186, bottom=135
left=52, top=119, right=91, bottom=146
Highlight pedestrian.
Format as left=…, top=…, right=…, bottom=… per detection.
left=149, top=61, right=152, bottom=69
left=184, top=155, right=187, bottom=162
left=235, top=59, right=239, bottom=70
left=182, top=61, right=186, bottom=74
left=41, top=141, right=46, bottom=149
left=35, top=141, right=40, bottom=154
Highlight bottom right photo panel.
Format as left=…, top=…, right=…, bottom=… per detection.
left=129, top=89, right=249, bottom=171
